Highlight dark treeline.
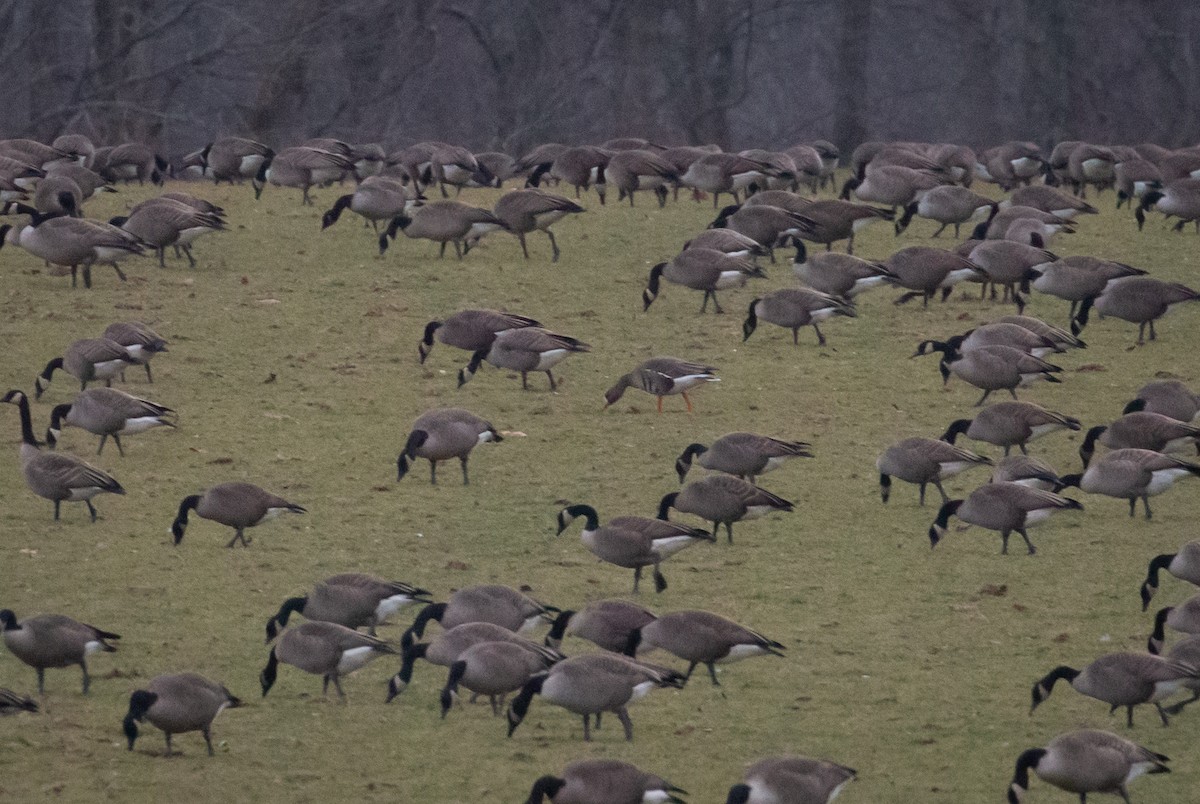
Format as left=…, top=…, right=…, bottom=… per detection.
left=3, top=0, right=1198, bottom=156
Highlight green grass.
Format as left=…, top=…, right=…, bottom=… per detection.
left=1, top=173, right=1198, bottom=803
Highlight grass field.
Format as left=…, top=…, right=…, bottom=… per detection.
left=1, top=169, right=1198, bottom=803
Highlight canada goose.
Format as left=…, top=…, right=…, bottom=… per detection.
left=841, top=164, right=944, bottom=211
left=602, top=150, right=677, bottom=207
left=111, top=197, right=225, bottom=268
left=95, top=142, right=169, bottom=186
left=991, top=455, right=1066, bottom=490
left=683, top=228, right=769, bottom=259
left=1007, top=729, right=1169, bottom=804
left=929, top=482, right=1082, bottom=554
left=396, top=407, right=501, bottom=485
left=727, top=756, right=857, bottom=804
left=457, top=327, right=590, bottom=391
left=418, top=308, right=542, bottom=364
left=3, top=389, right=125, bottom=520
left=555, top=503, right=714, bottom=593
left=709, top=204, right=811, bottom=259
left=943, top=402, right=1081, bottom=456
left=0, top=609, right=119, bottom=693
left=171, top=482, right=306, bottom=547
left=1148, top=595, right=1200, bottom=654
left=786, top=200, right=893, bottom=255
left=1158, top=150, right=1200, bottom=182
left=1008, top=185, right=1099, bottom=220
left=789, top=239, right=894, bottom=296
left=407, top=585, right=557, bottom=641
left=876, top=437, right=991, bottom=505
left=1066, top=144, right=1117, bottom=198
left=46, top=387, right=174, bottom=456
left=1030, top=651, right=1198, bottom=727
left=0, top=138, right=70, bottom=169
left=265, top=574, right=432, bottom=641
left=544, top=600, right=657, bottom=653
left=1030, top=256, right=1147, bottom=319
left=968, top=239, right=1055, bottom=306
left=51, top=134, right=94, bottom=165
left=994, top=314, right=1087, bottom=350
left=603, top=357, right=719, bottom=413
left=526, top=759, right=686, bottom=804
left=624, top=609, right=784, bottom=685
left=103, top=321, right=168, bottom=383
left=806, top=139, right=839, bottom=187
left=474, top=151, right=517, bottom=186
left=1046, top=141, right=1081, bottom=187
left=321, top=176, right=416, bottom=233
left=421, top=142, right=495, bottom=196
left=1137, top=178, right=1200, bottom=232
left=1154, top=635, right=1200, bottom=715
left=123, top=673, right=242, bottom=756
left=658, top=474, right=793, bottom=542
left=939, top=345, right=1064, bottom=406
left=884, top=246, right=985, bottom=306
left=974, top=205, right=1074, bottom=241
left=259, top=621, right=394, bottom=700
left=976, top=141, right=1043, bottom=190
left=35, top=338, right=135, bottom=399
left=743, top=288, right=856, bottom=346
left=253, top=146, right=354, bottom=204
left=439, top=640, right=560, bottom=718
left=676, top=432, right=812, bottom=484
left=516, top=142, right=568, bottom=182
left=1140, top=540, right=1200, bottom=610
left=505, top=653, right=685, bottom=741
left=783, top=144, right=823, bottom=193
left=0, top=688, right=38, bottom=714
left=44, top=162, right=114, bottom=200
left=643, top=248, right=766, bottom=314
left=0, top=203, right=143, bottom=288
left=491, top=189, right=584, bottom=261
left=529, top=146, right=609, bottom=199
left=1073, top=277, right=1199, bottom=343
left=740, top=149, right=799, bottom=192
left=679, top=152, right=781, bottom=208
left=200, top=137, right=274, bottom=184
left=33, top=174, right=83, bottom=217
left=895, top=184, right=998, bottom=237
left=912, top=323, right=1060, bottom=359
left=741, top=189, right=813, bottom=216
left=1124, top=380, right=1199, bottom=422
left=1115, top=159, right=1164, bottom=209
left=379, top=200, right=509, bottom=259
left=387, top=622, right=560, bottom=702
left=1080, top=413, right=1200, bottom=467
left=1059, top=449, right=1200, bottom=519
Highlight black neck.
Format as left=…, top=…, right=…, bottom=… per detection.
left=421, top=320, right=442, bottom=347
left=525, top=776, right=565, bottom=804
left=657, top=492, right=678, bottom=521
left=545, top=610, right=575, bottom=644
left=941, top=419, right=971, bottom=444
left=5, top=391, right=38, bottom=446
left=563, top=504, right=599, bottom=531
left=408, top=602, right=446, bottom=639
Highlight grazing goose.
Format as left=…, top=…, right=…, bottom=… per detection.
left=679, top=152, right=780, bottom=208
left=3, top=389, right=125, bottom=521
left=1154, top=636, right=1200, bottom=714
left=199, top=137, right=273, bottom=184
left=46, top=387, right=174, bottom=456
left=895, top=184, right=998, bottom=237
left=555, top=503, right=714, bottom=593
left=265, top=574, right=432, bottom=641
left=658, top=474, right=793, bottom=542
left=1148, top=595, right=1200, bottom=654
left=929, top=482, right=1082, bottom=554
left=676, top=432, right=812, bottom=484
left=0, top=688, right=38, bottom=714
left=709, top=204, right=810, bottom=258
left=943, top=402, right=1081, bottom=456
left=505, top=653, right=686, bottom=742
left=1009, top=185, right=1099, bottom=218
left=260, top=621, right=394, bottom=700
left=103, top=321, right=168, bottom=383
left=94, top=142, right=168, bottom=185
left=643, top=248, right=766, bottom=314
left=1136, top=178, right=1200, bottom=232
left=783, top=144, right=823, bottom=192
left=602, top=149, right=678, bottom=207
left=380, top=200, right=509, bottom=259
left=1030, top=651, right=1198, bottom=727
left=1080, top=413, right=1200, bottom=467
left=253, top=146, right=355, bottom=204
left=883, top=246, right=985, bottom=306
left=683, top=228, right=769, bottom=259
left=994, top=314, right=1086, bottom=350
left=1115, top=158, right=1164, bottom=209
left=876, top=437, right=991, bottom=505
left=474, top=151, right=517, bottom=186
left=418, top=308, right=542, bottom=364
left=913, top=323, right=1060, bottom=359
left=35, top=337, right=135, bottom=398
left=387, top=622, right=559, bottom=702
left=840, top=164, right=943, bottom=211
left=33, top=174, right=82, bottom=216
left=1060, top=449, right=1200, bottom=519
left=789, top=239, right=894, bottom=296
left=516, top=142, right=568, bottom=182
left=974, top=205, right=1073, bottom=241
left=544, top=600, right=658, bottom=653
left=457, top=327, right=590, bottom=391
left=967, top=239, right=1055, bottom=306
left=976, top=141, right=1044, bottom=190
left=45, top=162, right=114, bottom=200
left=320, top=176, right=415, bottom=233
left=740, top=149, right=799, bottom=192
left=530, top=146, right=609, bottom=199
left=0, top=203, right=143, bottom=288
left=171, top=482, right=306, bottom=547
left=1141, top=541, right=1200, bottom=610
left=0, top=138, right=70, bottom=168
left=1124, top=380, right=1199, bottom=422
left=726, top=756, right=857, bottom=804
left=741, top=189, right=814, bottom=216
left=396, top=407, right=501, bottom=485
left=526, top=759, right=686, bottom=804
left=939, top=345, right=1064, bottom=406
left=624, top=610, right=784, bottom=685
left=491, top=189, right=584, bottom=261
left=1007, top=729, right=1169, bottom=804
left=123, top=673, right=242, bottom=756
left=0, top=609, right=119, bottom=693
left=742, top=288, right=856, bottom=346
left=439, top=640, right=560, bottom=718
left=1067, top=144, right=1116, bottom=198
left=604, top=357, right=718, bottom=413
left=1073, top=277, right=1199, bottom=344
left=787, top=199, right=893, bottom=254
left=1029, top=256, right=1147, bottom=319
left=991, top=455, right=1066, bottom=491
left=407, top=585, right=556, bottom=641
left=111, top=197, right=225, bottom=268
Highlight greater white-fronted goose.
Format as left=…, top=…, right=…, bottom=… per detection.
left=603, top=357, right=718, bottom=413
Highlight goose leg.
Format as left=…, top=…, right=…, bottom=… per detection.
left=332, top=676, right=346, bottom=701
left=144, top=363, right=153, bottom=383
left=684, top=661, right=698, bottom=681
left=1126, top=705, right=1134, bottom=728
left=918, top=482, right=927, bottom=506
left=83, top=264, right=93, bottom=289
left=85, top=500, right=98, bottom=522
left=80, top=660, right=90, bottom=694
left=792, top=327, right=800, bottom=345
left=157, top=247, right=166, bottom=268
left=974, top=389, right=992, bottom=406
left=438, top=242, right=447, bottom=259
left=1142, top=495, right=1152, bottom=520
left=202, top=726, right=214, bottom=756
left=518, top=233, right=529, bottom=259
left=1154, top=701, right=1170, bottom=726
left=1008, top=389, right=1019, bottom=400
left=1149, top=320, right=1157, bottom=341
left=1137, top=322, right=1146, bottom=345
left=812, top=324, right=826, bottom=345
left=932, top=223, right=947, bottom=238
left=112, top=434, right=124, bottom=457
left=546, top=230, right=560, bottom=262
left=932, top=479, right=950, bottom=504
left=632, top=566, right=642, bottom=593
left=98, top=435, right=108, bottom=455
left=520, top=372, right=529, bottom=390
left=725, top=521, right=734, bottom=544
left=582, top=713, right=592, bottom=741
left=652, top=565, right=667, bottom=593
left=165, top=733, right=174, bottom=756
left=453, top=240, right=463, bottom=260
left=1018, top=443, right=1029, bottom=456
left=616, top=707, right=634, bottom=741
left=682, top=392, right=693, bottom=413
left=1017, top=528, right=1036, bottom=555
left=53, top=500, right=61, bottom=521
left=459, top=455, right=469, bottom=485
left=706, top=662, right=720, bottom=686
left=1000, top=530, right=1010, bottom=554
left=430, top=460, right=438, bottom=485
left=700, top=291, right=711, bottom=313
left=182, top=245, right=196, bottom=268
left=1128, top=498, right=1137, bottom=517
left=322, top=675, right=330, bottom=697
left=712, top=293, right=724, bottom=314
left=546, top=370, right=557, bottom=391
left=656, top=396, right=664, bottom=414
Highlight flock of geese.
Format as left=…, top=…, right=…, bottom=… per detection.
left=1, top=131, right=1200, bottom=803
